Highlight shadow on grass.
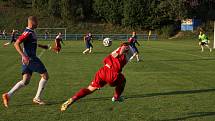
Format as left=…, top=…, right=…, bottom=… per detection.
left=47, top=88, right=215, bottom=106
left=126, top=88, right=215, bottom=99
left=158, top=58, right=215, bottom=62
left=158, top=112, right=215, bottom=121
left=62, top=51, right=108, bottom=54
left=12, top=88, right=215, bottom=107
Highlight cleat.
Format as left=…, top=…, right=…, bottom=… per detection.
left=112, top=96, right=124, bottom=102
left=33, top=98, right=46, bottom=105
left=61, top=98, right=74, bottom=112
left=2, top=93, right=9, bottom=108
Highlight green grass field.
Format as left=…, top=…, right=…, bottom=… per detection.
left=0, top=39, right=215, bottom=121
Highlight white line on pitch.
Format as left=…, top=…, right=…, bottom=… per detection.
left=149, top=47, right=207, bottom=59
left=38, top=44, right=50, bottom=58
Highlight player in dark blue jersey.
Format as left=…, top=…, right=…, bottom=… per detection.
left=3, top=29, right=17, bottom=46
left=128, top=32, right=141, bottom=62
left=2, top=16, right=50, bottom=108
left=83, top=33, right=93, bottom=54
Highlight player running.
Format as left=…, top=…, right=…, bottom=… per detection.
left=61, top=42, right=134, bottom=112
left=198, top=30, right=212, bottom=52
left=83, top=33, right=93, bottom=54
left=52, top=32, right=64, bottom=54
left=3, top=29, right=17, bottom=46
left=2, top=16, right=50, bottom=108
left=128, top=32, right=141, bottom=62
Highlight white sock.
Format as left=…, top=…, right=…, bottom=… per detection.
left=34, top=78, right=47, bottom=99
left=89, top=48, right=92, bottom=53
left=8, top=81, right=25, bottom=98
left=136, top=55, right=140, bottom=61
left=83, top=49, right=89, bottom=54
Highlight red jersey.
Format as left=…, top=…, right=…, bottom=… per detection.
left=55, top=35, right=62, bottom=46
left=103, top=45, right=134, bottom=73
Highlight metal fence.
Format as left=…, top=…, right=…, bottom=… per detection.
left=0, top=34, right=158, bottom=41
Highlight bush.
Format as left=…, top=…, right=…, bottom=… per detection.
left=160, top=25, right=176, bottom=38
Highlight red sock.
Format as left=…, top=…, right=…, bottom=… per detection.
left=114, top=85, right=125, bottom=99
left=114, top=79, right=126, bottom=99
left=72, top=88, right=92, bottom=101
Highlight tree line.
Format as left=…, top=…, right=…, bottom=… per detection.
left=4, top=0, right=215, bottom=30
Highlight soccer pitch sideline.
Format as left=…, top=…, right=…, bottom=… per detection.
left=0, top=39, right=215, bottom=121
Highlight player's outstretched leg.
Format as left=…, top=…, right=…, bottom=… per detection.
left=112, top=74, right=126, bottom=102
left=205, top=45, right=212, bottom=52
left=2, top=74, right=31, bottom=108
left=33, top=72, right=49, bottom=105
left=129, top=53, right=137, bottom=62
left=83, top=48, right=90, bottom=54
left=89, top=47, right=92, bottom=53
left=136, top=54, right=140, bottom=62
left=61, top=86, right=97, bottom=112
left=201, top=45, right=204, bottom=52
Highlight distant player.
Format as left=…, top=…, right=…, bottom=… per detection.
left=3, top=29, right=17, bottom=46
left=198, top=30, right=212, bottom=52
left=83, top=33, right=93, bottom=54
left=2, top=16, right=50, bottom=108
left=128, top=32, right=141, bottom=62
left=44, top=30, right=49, bottom=40
left=52, top=32, right=64, bottom=54
left=61, top=42, right=134, bottom=112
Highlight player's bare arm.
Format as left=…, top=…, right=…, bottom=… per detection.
left=14, top=40, right=29, bottom=65
left=38, top=44, right=49, bottom=49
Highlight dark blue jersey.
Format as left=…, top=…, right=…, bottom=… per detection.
left=85, top=35, right=92, bottom=43
left=128, top=36, right=137, bottom=47
left=17, top=28, right=37, bottom=57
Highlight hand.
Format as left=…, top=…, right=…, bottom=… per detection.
left=22, top=55, right=30, bottom=65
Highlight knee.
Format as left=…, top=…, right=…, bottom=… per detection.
left=21, top=79, right=30, bottom=85
left=41, top=73, right=49, bottom=80
left=22, top=74, right=31, bottom=85
left=87, top=85, right=97, bottom=92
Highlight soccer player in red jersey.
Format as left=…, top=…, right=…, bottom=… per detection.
left=2, top=16, right=49, bottom=108
left=52, top=32, right=64, bottom=54
left=61, top=42, right=134, bottom=111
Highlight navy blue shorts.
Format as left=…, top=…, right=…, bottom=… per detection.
left=22, top=57, right=47, bottom=75
left=86, top=42, right=93, bottom=49
left=131, top=46, right=139, bottom=53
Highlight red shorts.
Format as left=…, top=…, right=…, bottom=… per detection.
left=53, top=44, right=61, bottom=52
left=90, top=66, right=125, bottom=88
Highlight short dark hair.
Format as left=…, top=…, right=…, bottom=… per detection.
left=28, top=16, right=37, bottom=21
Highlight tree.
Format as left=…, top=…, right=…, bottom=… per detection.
left=32, top=0, right=49, bottom=12
left=93, top=0, right=123, bottom=24
left=48, top=0, right=61, bottom=17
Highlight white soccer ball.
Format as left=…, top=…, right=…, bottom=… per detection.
left=103, top=38, right=112, bottom=47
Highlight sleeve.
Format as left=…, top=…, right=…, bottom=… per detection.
left=17, top=31, right=30, bottom=42
left=198, top=35, right=201, bottom=40
left=206, top=35, right=209, bottom=40
left=119, top=46, right=130, bottom=55
left=128, top=38, right=132, bottom=43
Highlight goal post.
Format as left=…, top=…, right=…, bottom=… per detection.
left=36, top=28, right=67, bottom=40
left=214, top=21, right=215, bottom=48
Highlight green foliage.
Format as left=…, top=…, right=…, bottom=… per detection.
left=1, top=0, right=214, bottom=34
left=93, top=0, right=123, bottom=24
left=122, top=0, right=146, bottom=27
left=48, top=0, right=61, bottom=17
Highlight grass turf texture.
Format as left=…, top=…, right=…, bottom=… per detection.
left=0, top=39, right=215, bottom=121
